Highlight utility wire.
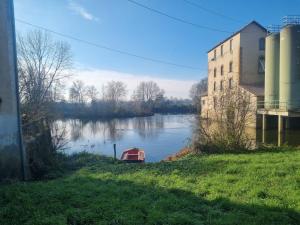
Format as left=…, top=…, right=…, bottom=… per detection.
left=182, top=0, right=244, bottom=24
left=16, top=18, right=204, bottom=71
left=126, top=0, right=233, bottom=33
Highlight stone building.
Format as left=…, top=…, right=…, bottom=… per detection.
left=201, top=21, right=267, bottom=128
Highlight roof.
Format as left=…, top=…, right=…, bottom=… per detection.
left=207, top=21, right=267, bottom=53
left=240, top=85, right=264, bottom=97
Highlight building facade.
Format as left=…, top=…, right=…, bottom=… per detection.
left=201, top=21, right=267, bottom=127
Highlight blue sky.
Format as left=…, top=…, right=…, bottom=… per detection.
left=14, top=0, right=300, bottom=98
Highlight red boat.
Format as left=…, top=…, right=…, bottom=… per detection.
left=121, top=148, right=145, bottom=163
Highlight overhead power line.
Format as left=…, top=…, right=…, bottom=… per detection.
left=126, top=0, right=232, bottom=33
left=182, top=0, right=244, bottom=23
left=16, top=19, right=204, bottom=71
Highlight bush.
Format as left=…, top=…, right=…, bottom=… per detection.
left=193, top=86, right=255, bottom=154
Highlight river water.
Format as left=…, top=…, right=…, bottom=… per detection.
left=55, top=114, right=300, bottom=162
left=55, top=114, right=196, bottom=162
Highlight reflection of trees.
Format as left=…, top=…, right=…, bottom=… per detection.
left=69, top=119, right=88, bottom=141
left=89, top=121, right=101, bottom=136
left=106, top=120, right=124, bottom=142
left=65, top=115, right=167, bottom=143
left=88, top=119, right=129, bottom=143
left=133, top=115, right=165, bottom=139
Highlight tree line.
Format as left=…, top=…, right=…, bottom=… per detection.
left=55, top=80, right=196, bottom=119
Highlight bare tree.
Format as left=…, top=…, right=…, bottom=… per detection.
left=133, top=81, right=165, bottom=103
left=17, top=30, right=73, bottom=178
left=18, top=30, right=72, bottom=119
left=86, top=85, right=99, bottom=102
left=132, top=81, right=165, bottom=113
left=193, top=83, right=255, bottom=153
left=189, top=78, right=207, bottom=111
left=69, top=80, right=87, bottom=104
left=103, top=81, right=127, bottom=109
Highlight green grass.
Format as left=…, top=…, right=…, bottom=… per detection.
left=1, top=149, right=300, bottom=225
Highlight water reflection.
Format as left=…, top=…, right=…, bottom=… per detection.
left=247, top=128, right=300, bottom=147
left=67, top=116, right=167, bottom=143
left=133, top=116, right=164, bottom=139
left=262, top=129, right=300, bottom=147
left=55, top=114, right=195, bottom=162
left=54, top=114, right=300, bottom=162
left=69, top=119, right=86, bottom=141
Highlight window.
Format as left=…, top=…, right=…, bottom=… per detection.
left=258, top=56, right=265, bottom=73
left=202, top=100, right=205, bottom=105
left=220, top=80, right=223, bottom=91
left=214, top=49, right=217, bottom=60
left=259, top=38, right=265, bottom=51
left=221, top=45, right=224, bottom=56
left=229, top=62, right=233, bottom=73
left=213, top=82, right=217, bottom=91
left=230, top=39, right=233, bottom=52
left=221, top=65, right=224, bottom=76
left=214, top=68, right=217, bottom=77
left=229, top=78, right=233, bottom=89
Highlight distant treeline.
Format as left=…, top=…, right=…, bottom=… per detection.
left=53, top=98, right=196, bottom=119
left=51, top=79, right=199, bottom=119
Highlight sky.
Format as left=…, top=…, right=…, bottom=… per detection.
left=14, top=0, right=300, bottom=98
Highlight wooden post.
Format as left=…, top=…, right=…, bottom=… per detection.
left=113, top=144, right=116, bottom=161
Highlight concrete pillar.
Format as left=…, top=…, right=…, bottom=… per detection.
left=278, top=115, right=284, bottom=133
left=278, top=131, right=282, bottom=147
left=0, top=0, right=27, bottom=180
left=262, top=114, right=267, bottom=130
left=277, top=130, right=286, bottom=147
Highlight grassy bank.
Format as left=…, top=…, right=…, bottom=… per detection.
left=0, top=149, right=300, bottom=225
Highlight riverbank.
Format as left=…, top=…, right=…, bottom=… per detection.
left=1, top=148, right=300, bottom=225
left=55, top=111, right=197, bottom=121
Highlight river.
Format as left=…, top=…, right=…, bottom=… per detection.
left=54, top=114, right=300, bottom=162
left=55, top=114, right=196, bottom=162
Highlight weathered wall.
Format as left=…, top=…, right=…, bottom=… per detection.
left=0, top=0, right=26, bottom=180
left=203, top=33, right=241, bottom=117
left=207, top=33, right=241, bottom=99
left=240, top=24, right=267, bottom=86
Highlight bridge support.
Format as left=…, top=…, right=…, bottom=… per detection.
left=0, top=0, right=27, bottom=180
